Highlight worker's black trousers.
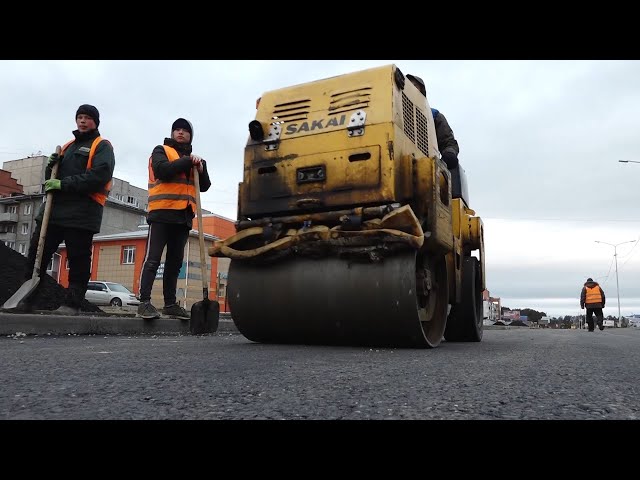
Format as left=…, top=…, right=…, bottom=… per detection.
left=138, top=222, right=190, bottom=306
left=25, top=223, right=94, bottom=308
left=586, top=308, right=604, bottom=330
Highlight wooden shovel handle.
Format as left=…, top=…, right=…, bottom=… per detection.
left=33, top=145, right=61, bottom=278
left=193, top=166, right=209, bottom=299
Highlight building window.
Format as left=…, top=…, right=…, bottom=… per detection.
left=122, top=245, right=135, bottom=264
left=65, top=258, right=70, bottom=270
left=21, top=223, right=29, bottom=235
left=24, top=203, right=32, bottom=215
left=6, top=224, right=16, bottom=234
left=18, top=243, right=26, bottom=255
left=8, top=205, right=17, bottom=214
left=140, top=215, right=147, bottom=225
left=5, top=241, right=15, bottom=249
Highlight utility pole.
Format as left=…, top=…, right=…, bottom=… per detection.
left=595, top=240, right=635, bottom=327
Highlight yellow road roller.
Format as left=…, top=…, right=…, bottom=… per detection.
left=210, top=64, right=485, bottom=348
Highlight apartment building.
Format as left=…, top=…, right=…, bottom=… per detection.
left=0, top=155, right=148, bottom=255
left=0, top=169, right=22, bottom=197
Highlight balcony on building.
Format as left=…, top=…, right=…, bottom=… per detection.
left=0, top=211, right=19, bottom=223
left=0, top=232, right=17, bottom=242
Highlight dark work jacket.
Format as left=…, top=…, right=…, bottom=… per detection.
left=433, top=110, right=459, bottom=158
left=146, top=137, right=211, bottom=229
left=38, top=128, right=115, bottom=233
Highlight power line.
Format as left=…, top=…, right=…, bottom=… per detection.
left=618, top=237, right=640, bottom=270
left=597, top=255, right=615, bottom=286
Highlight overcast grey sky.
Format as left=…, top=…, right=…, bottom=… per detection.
left=1, top=60, right=639, bottom=317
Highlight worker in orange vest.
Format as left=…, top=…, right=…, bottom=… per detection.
left=580, top=277, right=606, bottom=331
left=137, top=118, right=211, bottom=320
left=22, top=104, right=115, bottom=315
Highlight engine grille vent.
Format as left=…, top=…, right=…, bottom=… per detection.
left=402, top=92, right=430, bottom=156
left=328, top=87, right=371, bottom=115
left=415, top=108, right=429, bottom=156
left=271, top=99, right=310, bottom=124
left=402, top=93, right=415, bottom=143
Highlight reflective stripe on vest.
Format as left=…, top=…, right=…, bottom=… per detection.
left=147, top=145, right=196, bottom=212
left=60, top=136, right=112, bottom=206
left=585, top=286, right=602, bottom=304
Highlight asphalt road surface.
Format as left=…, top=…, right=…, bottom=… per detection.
left=2, top=327, right=639, bottom=420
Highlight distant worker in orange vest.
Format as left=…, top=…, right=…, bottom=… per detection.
left=137, top=117, right=211, bottom=320
left=580, top=277, right=606, bottom=331
left=21, top=104, right=115, bottom=315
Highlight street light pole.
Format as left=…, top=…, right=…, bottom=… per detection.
left=595, top=240, right=635, bottom=327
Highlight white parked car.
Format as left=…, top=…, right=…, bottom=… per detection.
left=85, top=281, right=140, bottom=307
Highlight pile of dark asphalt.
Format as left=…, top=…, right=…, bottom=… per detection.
left=0, top=242, right=102, bottom=313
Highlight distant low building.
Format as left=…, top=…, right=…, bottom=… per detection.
left=483, top=290, right=501, bottom=323
left=502, top=310, right=520, bottom=321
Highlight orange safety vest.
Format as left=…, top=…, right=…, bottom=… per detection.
left=147, top=145, right=196, bottom=212
left=585, top=286, right=603, bottom=304
left=60, top=137, right=112, bottom=206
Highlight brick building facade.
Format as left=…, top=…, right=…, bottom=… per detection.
left=56, top=214, right=234, bottom=312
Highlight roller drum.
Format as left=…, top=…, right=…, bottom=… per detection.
left=228, top=251, right=437, bottom=348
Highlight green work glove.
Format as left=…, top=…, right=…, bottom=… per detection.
left=48, top=152, right=61, bottom=167
left=44, top=179, right=61, bottom=192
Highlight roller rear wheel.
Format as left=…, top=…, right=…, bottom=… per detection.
left=444, top=256, right=483, bottom=342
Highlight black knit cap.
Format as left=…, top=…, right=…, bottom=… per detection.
left=171, top=118, right=193, bottom=142
left=406, top=74, right=426, bottom=96
left=587, top=277, right=594, bottom=282
left=76, top=104, right=100, bottom=127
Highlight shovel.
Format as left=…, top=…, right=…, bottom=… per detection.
left=2, top=146, right=61, bottom=310
left=189, top=166, right=219, bottom=334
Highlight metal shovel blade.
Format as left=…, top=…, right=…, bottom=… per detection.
left=2, top=276, right=40, bottom=311
left=190, top=298, right=220, bottom=334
